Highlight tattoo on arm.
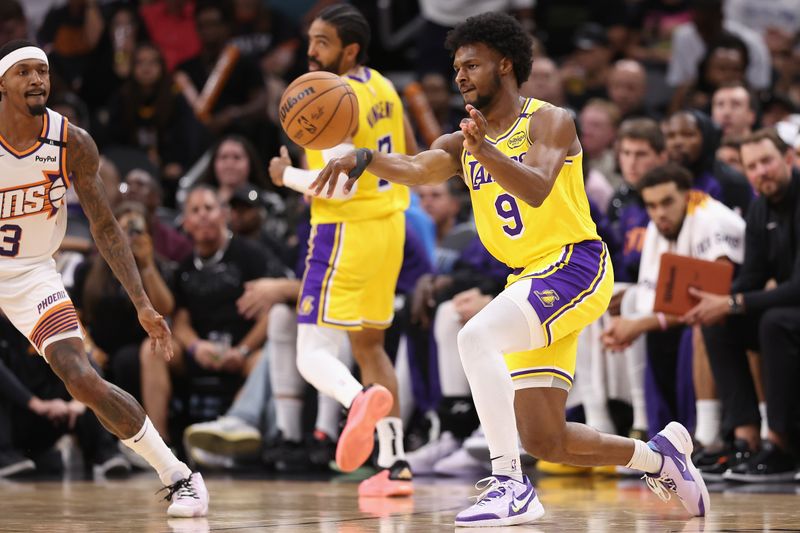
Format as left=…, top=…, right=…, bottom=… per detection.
left=67, top=124, right=150, bottom=311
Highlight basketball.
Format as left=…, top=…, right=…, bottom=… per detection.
left=279, top=71, right=358, bottom=150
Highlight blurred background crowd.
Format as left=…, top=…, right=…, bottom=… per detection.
left=1, top=0, right=799, bottom=486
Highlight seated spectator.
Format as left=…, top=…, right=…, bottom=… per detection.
left=609, top=118, right=669, bottom=283
left=603, top=163, right=745, bottom=446
left=174, top=1, right=272, bottom=156
left=623, top=0, right=691, bottom=66
left=607, top=59, right=656, bottom=121
left=687, top=129, right=800, bottom=482
left=579, top=99, right=622, bottom=191
left=521, top=56, right=571, bottom=114
left=0, top=0, right=28, bottom=48
left=562, top=23, right=613, bottom=110
left=107, top=43, right=201, bottom=187
left=122, top=169, right=193, bottom=263
left=711, top=82, right=757, bottom=140
left=138, top=0, right=201, bottom=72
left=717, top=136, right=745, bottom=175
left=72, top=201, right=175, bottom=401
left=416, top=180, right=475, bottom=275
left=198, top=135, right=271, bottom=203
left=0, top=320, right=130, bottom=479
left=663, top=109, right=753, bottom=216
left=140, top=185, right=269, bottom=444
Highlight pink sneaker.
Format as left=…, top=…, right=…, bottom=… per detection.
left=358, top=460, right=414, bottom=497
left=336, top=385, right=393, bottom=472
left=162, top=472, right=209, bottom=518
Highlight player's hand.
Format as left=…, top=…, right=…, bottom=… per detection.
left=237, top=278, right=284, bottom=320
left=460, top=104, right=488, bottom=154
left=682, top=288, right=729, bottom=326
left=452, top=288, right=492, bottom=324
left=601, top=316, right=641, bottom=351
left=138, top=307, right=174, bottom=361
left=310, top=151, right=358, bottom=198
left=269, top=145, right=292, bottom=187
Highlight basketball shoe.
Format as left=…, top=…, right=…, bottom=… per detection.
left=406, top=431, right=459, bottom=475
left=644, top=422, right=710, bottom=517
left=162, top=472, right=209, bottom=518
left=336, top=384, right=393, bottom=472
left=454, top=475, right=545, bottom=527
left=358, top=460, right=414, bottom=497
left=183, top=416, right=261, bottom=457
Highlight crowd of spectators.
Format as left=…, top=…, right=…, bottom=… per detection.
left=0, top=0, right=799, bottom=485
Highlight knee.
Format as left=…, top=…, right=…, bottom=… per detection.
left=518, top=424, right=566, bottom=463
left=49, top=343, right=104, bottom=404
left=758, top=307, right=792, bottom=343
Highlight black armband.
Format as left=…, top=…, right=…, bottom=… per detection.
left=348, top=148, right=373, bottom=180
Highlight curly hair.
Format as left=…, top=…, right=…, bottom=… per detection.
left=445, top=12, right=533, bottom=87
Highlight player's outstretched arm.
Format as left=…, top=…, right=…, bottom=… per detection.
left=461, top=104, right=578, bottom=207
left=310, top=132, right=462, bottom=198
left=67, top=124, right=173, bottom=360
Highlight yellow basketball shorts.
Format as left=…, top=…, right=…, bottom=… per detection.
left=297, top=211, right=405, bottom=330
left=503, top=240, right=613, bottom=389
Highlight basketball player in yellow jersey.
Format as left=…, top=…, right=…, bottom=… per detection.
left=312, top=12, right=710, bottom=527
left=269, top=4, right=415, bottom=497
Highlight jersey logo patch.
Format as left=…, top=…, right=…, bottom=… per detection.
left=534, top=289, right=559, bottom=308
left=299, top=295, right=315, bottom=316
left=0, top=170, right=66, bottom=221
left=507, top=131, right=526, bottom=150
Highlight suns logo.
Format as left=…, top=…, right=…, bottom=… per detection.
left=534, top=289, right=560, bottom=308
left=0, top=171, right=67, bottom=221
left=299, top=295, right=315, bottom=316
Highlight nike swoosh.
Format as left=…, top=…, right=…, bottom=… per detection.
left=511, top=487, right=535, bottom=513
left=489, top=455, right=502, bottom=462
left=674, top=455, right=687, bottom=473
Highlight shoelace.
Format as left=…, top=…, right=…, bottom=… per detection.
left=472, top=476, right=508, bottom=506
left=643, top=472, right=677, bottom=503
left=158, top=474, right=198, bottom=502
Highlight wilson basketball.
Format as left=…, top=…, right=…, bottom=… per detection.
left=279, top=71, right=358, bottom=150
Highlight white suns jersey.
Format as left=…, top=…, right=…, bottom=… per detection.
left=0, top=108, right=70, bottom=269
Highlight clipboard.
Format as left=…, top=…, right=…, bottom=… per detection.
left=653, top=253, right=734, bottom=315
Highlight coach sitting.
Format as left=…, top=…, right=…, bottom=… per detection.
left=686, top=129, right=800, bottom=483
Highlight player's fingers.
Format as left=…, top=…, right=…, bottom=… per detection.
left=343, top=177, right=358, bottom=194
left=312, top=163, right=332, bottom=195
left=326, top=163, right=341, bottom=197
left=280, top=145, right=290, bottom=161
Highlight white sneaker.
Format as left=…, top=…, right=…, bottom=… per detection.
left=163, top=472, right=209, bottom=518
left=188, top=447, right=235, bottom=470
left=183, top=416, right=261, bottom=457
left=463, top=428, right=489, bottom=461
left=433, top=447, right=490, bottom=476
left=406, top=431, right=459, bottom=475
left=454, top=475, right=545, bottom=527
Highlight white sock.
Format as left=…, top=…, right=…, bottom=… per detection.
left=297, top=324, right=362, bottom=408
left=376, top=417, right=405, bottom=468
left=759, top=402, right=769, bottom=440
left=625, top=438, right=662, bottom=474
left=316, top=393, right=342, bottom=440
left=121, top=417, right=191, bottom=485
left=275, top=397, right=303, bottom=442
left=694, top=399, right=721, bottom=447
left=625, top=339, right=649, bottom=431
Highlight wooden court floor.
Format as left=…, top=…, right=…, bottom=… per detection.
left=0, top=473, right=798, bottom=532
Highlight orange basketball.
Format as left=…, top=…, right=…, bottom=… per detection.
left=279, top=71, right=358, bottom=150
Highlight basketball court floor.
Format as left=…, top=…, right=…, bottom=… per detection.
left=1, top=469, right=798, bottom=532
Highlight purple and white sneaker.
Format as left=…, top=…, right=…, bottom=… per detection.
left=645, top=422, right=710, bottom=517
left=454, top=475, right=545, bottom=527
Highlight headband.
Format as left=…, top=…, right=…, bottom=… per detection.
left=0, top=46, right=49, bottom=78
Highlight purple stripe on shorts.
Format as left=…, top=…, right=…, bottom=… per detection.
left=510, top=367, right=574, bottom=384
left=525, top=240, right=605, bottom=343
left=297, top=224, right=338, bottom=325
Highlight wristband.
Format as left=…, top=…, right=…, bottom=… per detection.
left=656, top=312, right=668, bottom=331
left=728, top=293, right=744, bottom=315
left=348, top=148, right=373, bottom=180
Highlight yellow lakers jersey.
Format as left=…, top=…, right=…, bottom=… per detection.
left=306, top=68, right=409, bottom=224
left=462, top=98, right=598, bottom=269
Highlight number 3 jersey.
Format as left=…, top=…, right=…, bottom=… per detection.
left=305, top=68, right=409, bottom=224
left=0, top=108, right=70, bottom=268
left=462, top=98, right=599, bottom=270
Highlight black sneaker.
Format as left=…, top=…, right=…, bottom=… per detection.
left=699, top=439, right=753, bottom=481
left=724, top=441, right=798, bottom=483
left=308, top=430, right=336, bottom=471
left=0, top=450, right=35, bottom=478
left=262, top=432, right=309, bottom=473
left=91, top=447, right=132, bottom=479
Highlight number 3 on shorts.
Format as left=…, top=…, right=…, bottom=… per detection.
left=495, top=193, right=524, bottom=238
left=0, top=224, right=22, bottom=257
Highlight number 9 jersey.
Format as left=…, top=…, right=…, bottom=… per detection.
left=305, top=68, right=409, bottom=225
left=462, top=98, right=599, bottom=273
